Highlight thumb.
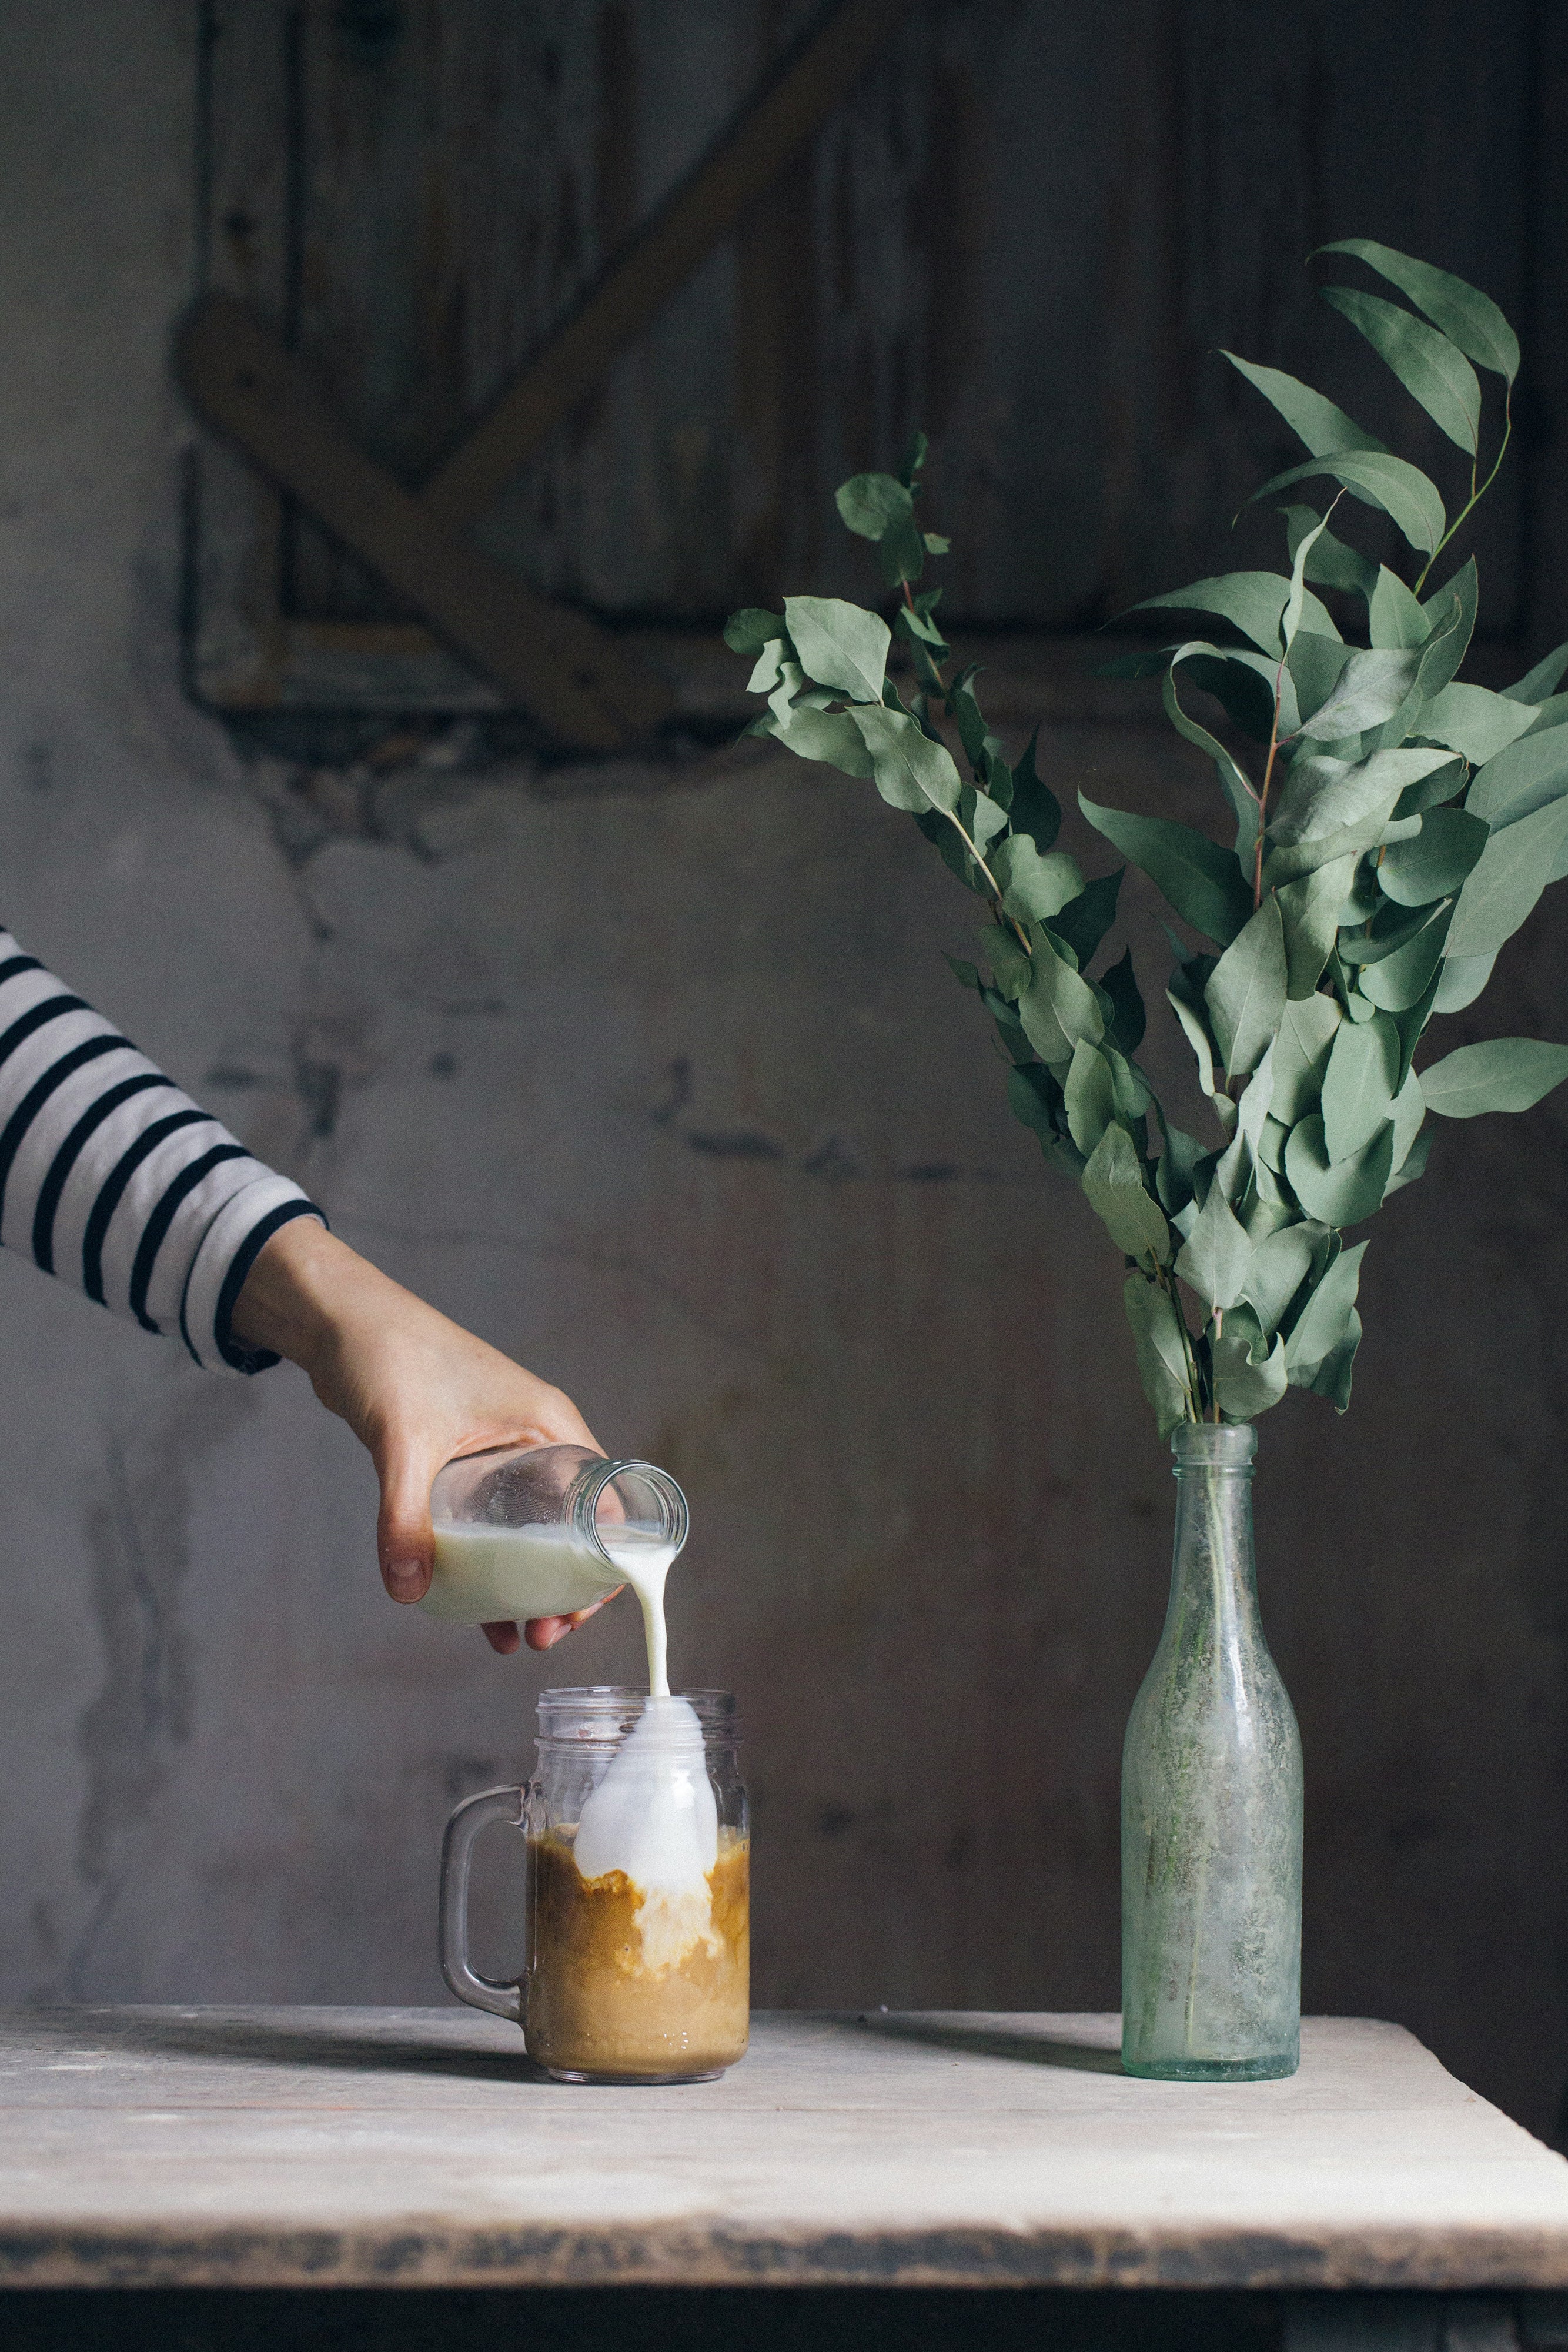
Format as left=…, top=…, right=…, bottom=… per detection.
left=376, top=1441, right=439, bottom=1603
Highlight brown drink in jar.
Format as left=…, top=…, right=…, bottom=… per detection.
left=524, top=1827, right=749, bottom=2080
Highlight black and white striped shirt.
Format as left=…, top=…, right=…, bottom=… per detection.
left=0, top=927, right=322, bottom=1374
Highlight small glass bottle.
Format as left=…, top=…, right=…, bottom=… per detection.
left=420, top=1443, right=688, bottom=1629
left=1121, top=1422, right=1302, bottom=2080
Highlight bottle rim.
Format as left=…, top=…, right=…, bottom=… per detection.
left=567, top=1457, right=690, bottom=1564
left=1171, top=1422, right=1256, bottom=1469
left=534, top=1685, right=738, bottom=1748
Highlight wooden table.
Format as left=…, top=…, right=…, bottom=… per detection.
left=1, top=2009, right=1565, bottom=2348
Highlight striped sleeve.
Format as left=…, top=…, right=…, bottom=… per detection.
left=0, top=928, right=325, bottom=1374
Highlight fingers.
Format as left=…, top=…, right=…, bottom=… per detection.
left=376, top=1441, right=440, bottom=1604
left=482, top=1621, right=521, bottom=1655
left=522, top=1593, right=616, bottom=1652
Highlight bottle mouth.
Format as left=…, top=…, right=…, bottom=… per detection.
left=567, top=1457, right=690, bottom=1566
left=1171, top=1423, right=1256, bottom=1469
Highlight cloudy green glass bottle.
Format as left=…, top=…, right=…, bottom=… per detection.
left=1121, top=1422, right=1302, bottom=2080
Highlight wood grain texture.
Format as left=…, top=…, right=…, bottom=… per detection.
left=0, top=2010, right=1563, bottom=2290
left=177, top=296, right=673, bottom=746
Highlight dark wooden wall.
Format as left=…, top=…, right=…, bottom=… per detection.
left=191, top=0, right=1559, bottom=724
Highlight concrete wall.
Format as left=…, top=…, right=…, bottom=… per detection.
left=1, top=2, right=1566, bottom=2143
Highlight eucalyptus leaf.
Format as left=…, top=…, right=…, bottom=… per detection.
left=1418, top=1038, right=1568, bottom=1118
left=1101, top=947, right=1146, bottom=1055
left=1367, top=567, right=1429, bottom=650
left=1008, top=729, right=1062, bottom=851
left=1321, top=1010, right=1400, bottom=1161
left=1212, top=1312, right=1289, bottom=1420
left=1466, top=727, right=1568, bottom=830
left=1206, top=897, right=1287, bottom=1078
left=993, top=835, right=1083, bottom=924
left=1163, top=650, right=1266, bottom=856
left=849, top=704, right=963, bottom=816
left=1222, top=352, right=1387, bottom=455
left=1385, top=1130, right=1432, bottom=1197
left=1296, top=645, right=1423, bottom=740
left=1080, top=791, right=1253, bottom=947
left=1336, top=897, right=1448, bottom=965
left=1123, top=1274, right=1196, bottom=1436
left=1357, top=903, right=1452, bottom=1011
left=1277, top=854, right=1358, bottom=998
left=784, top=596, right=890, bottom=703
left=1242, top=1222, right=1321, bottom=1338
left=1319, top=285, right=1483, bottom=452
left=1316, top=239, right=1520, bottom=382
left=724, top=607, right=788, bottom=656
left=1446, top=797, right=1568, bottom=958
left=1253, top=451, right=1445, bottom=558
left=1378, top=807, right=1489, bottom=905
left=985, top=924, right=1032, bottom=1001
left=1430, top=950, right=1496, bottom=1013
left=1284, top=1114, right=1395, bottom=1224
left=1018, top=929, right=1105, bottom=1062
left=1082, top=1122, right=1171, bottom=1264
left=1007, top=1064, right=1082, bottom=1172
left=1129, top=571, right=1340, bottom=654
left=1052, top=868, right=1125, bottom=968
left=1282, top=503, right=1379, bottom=600
left=1285, top=1238, right=1368, bottom=1384
left=1270, top=994, right=1343, bottom=1122
left=1175, top=1180, right=1253, bottom=1312
left=1417, top=683, right=1536, bottom=766
left=1065, top=1038, right=1120, bottom=1158
left=763, top=694, right=877, bottom=777
left=1506, top=643, right=1568, bottom=703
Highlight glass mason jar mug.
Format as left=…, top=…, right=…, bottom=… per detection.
left=440, top=1688, right=749, bottom=2083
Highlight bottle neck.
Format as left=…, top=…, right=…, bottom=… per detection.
left=1164, top=1425, right=1259, bottom=1642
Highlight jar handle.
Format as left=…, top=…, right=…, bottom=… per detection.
left=438, top=1784, right=528, bottom=2023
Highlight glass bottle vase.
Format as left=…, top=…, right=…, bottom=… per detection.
left=1121, top=1422, right=1302, bottom=2080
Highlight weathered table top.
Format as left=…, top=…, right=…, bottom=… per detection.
left=0, top=2008, right=1563, bottom=2291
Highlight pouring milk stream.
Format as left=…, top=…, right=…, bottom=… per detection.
left=422, top=1444, right=717, bottom=1955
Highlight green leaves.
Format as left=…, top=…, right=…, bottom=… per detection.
left=1316, top=239, right=1520, bottom=383
left=1321, top=1011, right=1400, bottom=1160
left=1378, top=807, right=1487, bottom=905
left=1320, top=285, right=1482, bottom=452
left=1206, top=897, right=1286, bottom=1078
left=1253, top=450, right=1446, bottom=559
left=1419, top=1038, right=1568, bottom=1118
left=1082, top=1123, right=1171, bottom=1264
left=834, top=473, right=927, bottom=586
left=784, top=596, right=890, bottom=703
left=1175, top=1182, right=1252, bottom=1313
left=727, top=239, right=1542, bottom=1446
left=1445, top=796, right=1568, bottom=958
left=724, top=607, right=787, bottom=657
left=1124, top=1275, right=1196, bottom=1437
left=848, top=705, right=962, bottom=817
left=992, top=836, right=1082, bottom=924
left=1285, top=1114, right=1395, bottom=1225
left=1129, top=570, right=1339, bottom=653
left=1212, top=1312, right=1288, bottom=1419
left=1079, top=791, right=1253, bottom=946
left=1295, top=646, right=1422, bottom=740
left=1222, top=352, right=1385, bottom=456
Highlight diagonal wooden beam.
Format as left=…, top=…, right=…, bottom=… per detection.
left=178, top=0, right=911, bottom=743
left=177, top=298, right=672, bottom=752
left=419, top=0, right=912, bottom=532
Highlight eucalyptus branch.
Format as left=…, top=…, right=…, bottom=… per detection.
left=728, top=243, right=1564, bottom=1446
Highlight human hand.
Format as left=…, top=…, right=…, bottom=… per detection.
left=231, top=1218, right=613, bottom=1655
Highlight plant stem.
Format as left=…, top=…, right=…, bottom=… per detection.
left=1413, top=389, right=1513, bottom=594
left=898, top=580, right=1033, bottom=953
